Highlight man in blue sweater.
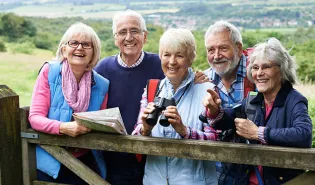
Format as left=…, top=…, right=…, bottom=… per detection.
left=94, top=9, right=164, bottom=185
left=95, top=9, right=208, bottom=185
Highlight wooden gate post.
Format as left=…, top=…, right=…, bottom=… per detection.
left=0, top=85, right=22, bottom=185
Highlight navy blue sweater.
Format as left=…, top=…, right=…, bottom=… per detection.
left=94, top=52, right=164, bottom=185
left=95, top=52, right=164, bottom=134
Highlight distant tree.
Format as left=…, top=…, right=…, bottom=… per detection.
left=242, top=31, right=263, bottom=48
left=178, top=3, right=209, bottom=16
left=0, top=13, right=37, bottom=40
left=291, top=39, right=315, bottom=82
left=0, top=13, right=24, bottom=39
left=102, top=37, right=117, bottom=53
left=0, top=40, right=6, bottom=52
left=143, top=24, right=163, bottom=55
left=266, top=31, right=285, bottom=42
left=22, top=19, right=37, bottom=37
left=34, top=33, right=53, bottom=50
left=193, top=30, right=208, bottom=70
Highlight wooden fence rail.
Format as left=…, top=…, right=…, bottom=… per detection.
left=1, top=85, right=315, bottom=185
left=0, top=85, right=22, bottom=185
left=19, top=108, right=315, bottom=185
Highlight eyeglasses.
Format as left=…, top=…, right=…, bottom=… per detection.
left=67, top=40, right=93, bottom=49
left=251, top=63, right=280, bottom=73
left=115, top=28, right=143, bottom=38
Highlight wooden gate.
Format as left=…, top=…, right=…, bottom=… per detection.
left=1, top=85, right=315, bottom=185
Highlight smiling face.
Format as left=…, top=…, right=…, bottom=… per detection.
left=206, top=31, right=242, bottom=77
left=161, top=48, right=191, bottom=86
left=62, top=34, right=94, bottom=70
left=114, top=15, right=147, bottom=61
left=252, top=60, right=282, bottom=97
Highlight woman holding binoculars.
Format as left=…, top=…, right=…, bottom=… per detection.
left=132, top=28, right=218, bottom=185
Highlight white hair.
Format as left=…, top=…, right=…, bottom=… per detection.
left=112, top=9, right=147, bottom=35
left=204, top=20, right=243, bottom=47
left=247, top=37, right=297, bottom=84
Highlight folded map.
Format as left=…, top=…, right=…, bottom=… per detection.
left=73, top=107, right=127, bottom=135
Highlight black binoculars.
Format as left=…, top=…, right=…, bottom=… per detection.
left=146, top=97, right=176, bottom=127
left=233, top=104, right=246, bottom=118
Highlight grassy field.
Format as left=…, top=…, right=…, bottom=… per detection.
left=0, top=49, right=54, bottom=106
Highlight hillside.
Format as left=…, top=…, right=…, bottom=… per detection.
left=1, top=0, right=314, bottom=30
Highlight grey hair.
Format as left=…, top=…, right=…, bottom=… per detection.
left=55, top=22, right=101, bottom=71
left=112, top=9, right=147, bottom=35
left=247, top=37, right=297, bottom=84
left=204, top=20, right=243, bottom=47
left=159, top=28, right=196, bottom=64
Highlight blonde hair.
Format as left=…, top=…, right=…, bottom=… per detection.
left=159, top=28, right=196, bottom=64
left=55, top=22, right=101, bottom=71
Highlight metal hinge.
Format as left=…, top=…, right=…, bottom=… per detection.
left=20, top=132, right=38, bottom=139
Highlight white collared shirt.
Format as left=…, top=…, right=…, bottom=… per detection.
left=117, top=51, right=144, bottom=68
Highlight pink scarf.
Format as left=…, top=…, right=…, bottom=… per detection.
left=61, top=60, right=91, bottom=113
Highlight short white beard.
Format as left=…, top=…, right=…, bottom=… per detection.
left=222, top=54, right=240, bottom=77
left=214, top=52, right=240, bottom=78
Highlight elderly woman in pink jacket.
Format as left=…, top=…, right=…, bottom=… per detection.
left=29, top=22, right=108, bottom=184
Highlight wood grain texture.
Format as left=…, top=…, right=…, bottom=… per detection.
left=20, top=129, right=315, bottom=171
left=19, top=107, right=315, bottom=185
left=20, top=106, right=37, bottom=185
left=32, top=180, right=71, bottom=185
left=0, top=85, right=22, bottom=185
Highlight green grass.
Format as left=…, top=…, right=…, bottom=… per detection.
left=308, top=99, right=315, bottom=147
left=0, top=47, right=54, bottom=106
